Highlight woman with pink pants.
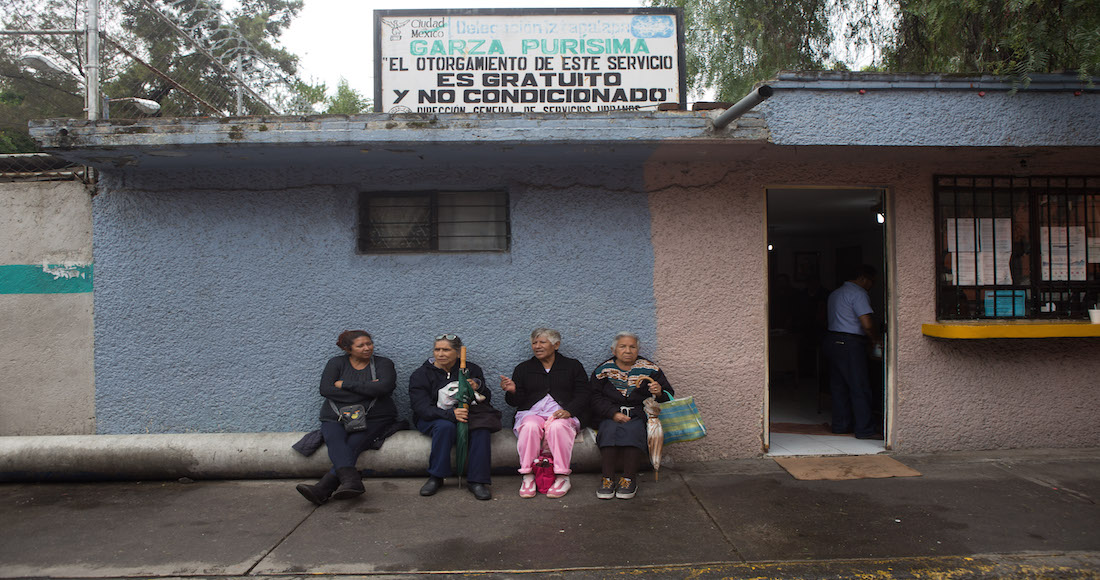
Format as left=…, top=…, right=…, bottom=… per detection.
left=501, top=328, right=590, bottom=498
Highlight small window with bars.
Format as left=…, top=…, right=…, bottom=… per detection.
left=358, top=191, right=510, bottom=253
left=935, top=176, right=1100, bottom=319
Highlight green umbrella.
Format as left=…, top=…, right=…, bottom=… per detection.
left=454, top=346, right=474, bottom=480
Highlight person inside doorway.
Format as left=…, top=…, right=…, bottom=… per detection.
left=823, top=265, right=883, bottom=440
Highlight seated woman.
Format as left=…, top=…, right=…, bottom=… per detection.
left=589, top=331, right=673, bottom=500
left=408, top=334, right=494, bottom=501
left=296, top=330, right=400, bottom=505
left=501, top=327, right=589, bottom=498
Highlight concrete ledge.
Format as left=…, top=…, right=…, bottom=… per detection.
left=922, top=320, right=1100, bottom=339
left=0, top=429, right=602, bottom=482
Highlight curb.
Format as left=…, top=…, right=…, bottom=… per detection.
left=0, top=429, right=603, bottom=482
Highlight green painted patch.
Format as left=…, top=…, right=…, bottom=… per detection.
left=0, top=264, right=93, bottom=294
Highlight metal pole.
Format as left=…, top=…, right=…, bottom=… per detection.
left=85, top=0, right=100, bottom=120
left=235, top=53, right=243, bottom=115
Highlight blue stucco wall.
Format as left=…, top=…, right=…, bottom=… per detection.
left=92, top=164, right=657, bottom=433
left=759, top=88, right=1100, bottom=147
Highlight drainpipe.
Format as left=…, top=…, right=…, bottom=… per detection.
left=713, top=84, right=774, bottom=129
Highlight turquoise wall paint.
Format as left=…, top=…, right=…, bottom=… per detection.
left=0, top=264, right=93, bottom=294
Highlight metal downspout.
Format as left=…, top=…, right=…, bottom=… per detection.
left=713, top=85, right=774, bottom=129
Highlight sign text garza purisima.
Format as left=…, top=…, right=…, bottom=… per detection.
left=374, top=9, right=685, bottom=113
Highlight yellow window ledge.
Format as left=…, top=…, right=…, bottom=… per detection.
left=922, top=320, right=1100, bottom=339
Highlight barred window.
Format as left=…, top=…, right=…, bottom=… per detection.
left=358, top=191, right=509, bottom=253
left=935, top=176, right=1100, bottom=319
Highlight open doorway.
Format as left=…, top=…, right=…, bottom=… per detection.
left=765, top=188, right=888, bottom=456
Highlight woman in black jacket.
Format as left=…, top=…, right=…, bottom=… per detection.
left=589, top=331, right=672, bottom=500
left=408, top=334, right=495, bottom=501
left=296, top=330, right=399, bottom=505
left=501, top=328, right=589, bottom=499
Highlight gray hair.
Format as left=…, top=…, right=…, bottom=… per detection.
left=530, top=327, right=561, bottom=345
left=433, top=333, right=463, bottom=350
left=611, top=331, right=640, bottom=349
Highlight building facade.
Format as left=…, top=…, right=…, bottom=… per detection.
left=27, top=72, right=1100, bottom=460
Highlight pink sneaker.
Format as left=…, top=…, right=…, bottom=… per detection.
left=546, top=475, right=571, bottom=498
left=519, top=474, right=536, bottom=498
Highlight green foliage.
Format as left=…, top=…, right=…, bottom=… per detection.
left=888, top=0, right=1100, bottom=86
left=0, top=128, right=38, bottom=153
left=0, top=53, right=85, bottom=152
left=1, top=0, right=320, bottom=151
left=324, top=78, right=369, bottom=115
left=651, top=0, right=855, bottom=99
left=104, top=0, right=305, bottom=117
left=651, top=0, right=1099, bottom=97
left=283, top=79, right=326, bottom=114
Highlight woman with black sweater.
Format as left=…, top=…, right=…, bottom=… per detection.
left=500, top=328, right=589, bottom=499
left=296, top=330, right=400, bottom=505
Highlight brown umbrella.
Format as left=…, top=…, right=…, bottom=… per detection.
left=639, top=377, right=664, bottom=481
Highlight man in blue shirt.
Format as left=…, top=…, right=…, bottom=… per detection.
left=823, top=265, right=882, bottom=439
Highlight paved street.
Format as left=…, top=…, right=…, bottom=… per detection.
left=2, top=448, right=1098, bottom=579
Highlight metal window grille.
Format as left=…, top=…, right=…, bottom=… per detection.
left=358, top=191, right=510, bottom=253
left=935, top=175, right=1100, bottom=319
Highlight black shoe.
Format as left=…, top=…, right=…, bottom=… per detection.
left=855, top=432, right=884, bottom=440
left=296, top=472, right=340, bottom=506
left=596, top=477, right=616, bottom=500
left=615, top=476, right=637, bottom=499
left=331, top=466, right=365, bottom=500
left=467, top=482, right=492, bottom=500
left=420, top=476, right=444, bottom=496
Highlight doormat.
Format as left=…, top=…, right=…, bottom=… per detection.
left=774, top=455, right=921, bottom=481
left=770, top=422, right=839, bottom=436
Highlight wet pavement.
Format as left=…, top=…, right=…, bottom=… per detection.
left=2, top=448, right=1098, bottom=579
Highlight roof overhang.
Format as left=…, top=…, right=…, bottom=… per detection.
left=28, top=110, right=769, bottom=171
left=28, top=72, right=1100, bottom=171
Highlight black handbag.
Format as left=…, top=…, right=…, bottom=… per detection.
left=329, top=399, right=374, bottom=432
left=467, top=402, right=503, bottom=432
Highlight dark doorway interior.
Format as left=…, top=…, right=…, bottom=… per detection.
left=766, top=188, right=886, bottom=445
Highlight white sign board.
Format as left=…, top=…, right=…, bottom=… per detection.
left=374, top=9, right=685, bottom=113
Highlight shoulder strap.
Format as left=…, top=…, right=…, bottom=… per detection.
left=327, top=358, right=380, bottom=417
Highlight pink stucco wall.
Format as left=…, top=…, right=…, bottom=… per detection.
left=646, top=146, right=1100, bottom=459
left=647, top=159, right=768, bottom=460
left=889, top=149, right=1100, bottom=453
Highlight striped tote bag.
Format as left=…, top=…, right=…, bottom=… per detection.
left=659, top=391, right=707, bottom=444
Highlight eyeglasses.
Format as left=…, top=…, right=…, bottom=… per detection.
left=435, top=334, right=458, bottom=341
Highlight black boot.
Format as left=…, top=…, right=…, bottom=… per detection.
left=296, top=471, right=339, bottom=506
left=331, top=466, right=365, bottom=500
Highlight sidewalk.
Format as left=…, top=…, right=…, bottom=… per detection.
left=2, top=448, right=1098, bottom=579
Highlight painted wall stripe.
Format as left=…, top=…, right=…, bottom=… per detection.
left=0, top=264, right=94, bottom=294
